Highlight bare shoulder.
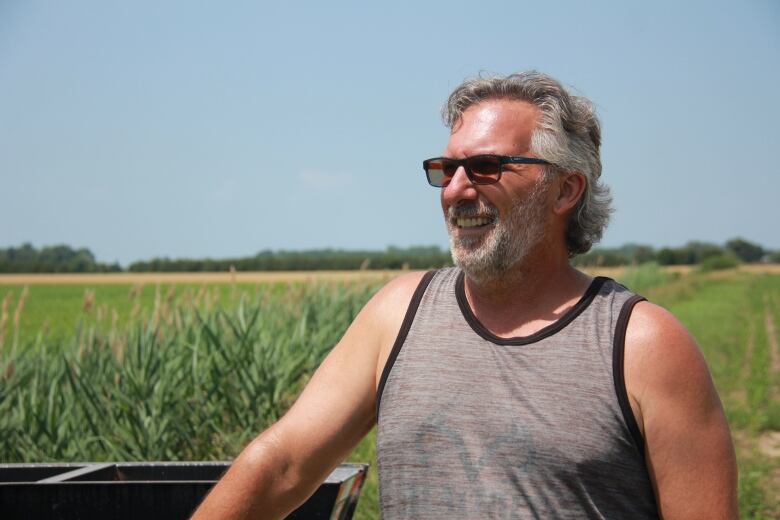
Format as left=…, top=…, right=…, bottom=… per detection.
left=625, top=301, right=707, bottom=389
left=319, top=271, right=431, bottom=392
left=315, top=270, right=431, bottom=380
left=368, top=270, right=430, bottom=313
left=624, top=300, right=720, bottom=434
left=334, top=271, right=429, bottom=349
left=624, top=301, right=738, bottom=519
left=365, top=271, right=431, bottom=379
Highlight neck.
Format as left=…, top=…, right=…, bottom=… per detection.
left=462, top=246, right=592, bottom=338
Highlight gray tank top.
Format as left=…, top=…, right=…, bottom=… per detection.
left=375, top=268, right=659, bottom=519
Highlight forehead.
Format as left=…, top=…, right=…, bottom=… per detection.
left=445, top=99, right=540, bottom=157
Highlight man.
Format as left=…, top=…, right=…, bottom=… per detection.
left=193, top=71, right=737, bottom=519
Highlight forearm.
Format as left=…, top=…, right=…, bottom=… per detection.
left=191, top=431, right=314, bottom=520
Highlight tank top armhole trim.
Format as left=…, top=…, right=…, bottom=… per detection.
left=613, top=293, right=648, bottom=458
left=375, top=269, right=437, bottom=418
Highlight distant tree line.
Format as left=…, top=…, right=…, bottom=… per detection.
left=572, top=237, right=779, bottom=268
left=1, top=238, right=778, bottom=273
left=0, top=243, right=121, bottom=273
left=128, top=246, right=453, bottom=272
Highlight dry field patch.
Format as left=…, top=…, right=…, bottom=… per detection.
left=741, top=263, right=780, bottom=275
left=0, top=265, right=690, bottom=285
left=2, top=264, right=779, bottom=286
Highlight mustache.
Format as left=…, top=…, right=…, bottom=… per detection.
left=447, top=201, right=499, bottom=220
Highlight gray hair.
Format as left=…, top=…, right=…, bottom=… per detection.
left=441, top=71, right=612, bottom=256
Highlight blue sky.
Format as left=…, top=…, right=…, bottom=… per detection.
left=1, top=1, right=778, bottom=266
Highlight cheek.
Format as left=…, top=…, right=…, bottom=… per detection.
left=440, top=189, right=451, bottom=215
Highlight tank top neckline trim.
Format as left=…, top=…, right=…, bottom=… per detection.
left=454, top=270, right=610, bottom=346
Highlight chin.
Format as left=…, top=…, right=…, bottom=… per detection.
left=449, top=230, right=535, bottom=285
left=455, top=260, right=505, bottom=286
left=451, top=247, right=507, bottom=285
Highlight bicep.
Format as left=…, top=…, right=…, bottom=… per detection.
left=269, top=308, right=380, bottom=485
left=626, top=302, right=738, bottom=520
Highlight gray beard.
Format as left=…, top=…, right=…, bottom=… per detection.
left=446, top=177, right=551, bottom=285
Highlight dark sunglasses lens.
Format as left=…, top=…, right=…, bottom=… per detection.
left=467, top=156, right=501, bottom=183
left=424, top=159, right=457, bottom=187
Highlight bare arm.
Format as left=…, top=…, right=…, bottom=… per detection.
left=625, top=302, right=738, bottom=520
left=192, top=272, right=426, bottom=519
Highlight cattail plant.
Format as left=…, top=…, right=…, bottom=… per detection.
left=0, top=291, right=11, bottom=349
left=11, top=285, right=28, bottom=356
left=82, top=289, right=95, bottom=314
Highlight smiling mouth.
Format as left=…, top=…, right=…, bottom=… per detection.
left=454, top=216, right=495, bottom=229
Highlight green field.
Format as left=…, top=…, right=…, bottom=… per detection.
left=1, top=266, right=778, bottom=518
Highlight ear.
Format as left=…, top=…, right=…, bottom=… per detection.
left=553, top=172, right=587, bottom=216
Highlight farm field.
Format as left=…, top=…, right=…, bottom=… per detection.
left=0, top=270, right=401, bottom=346
left=1, top=265, right=779, bottom=518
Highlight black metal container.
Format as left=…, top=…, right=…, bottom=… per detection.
left=0, top=461, right=368, bottom=519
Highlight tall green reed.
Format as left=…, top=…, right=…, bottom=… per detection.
left=0, top=282, right=377, bottom=462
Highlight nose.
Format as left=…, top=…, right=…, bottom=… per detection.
left=441, top=165, right=478, bottom=208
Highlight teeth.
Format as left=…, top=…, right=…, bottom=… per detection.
left=457, top=217, right=491, bottom=228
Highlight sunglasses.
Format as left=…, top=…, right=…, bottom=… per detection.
left=422, top=154, right=551, bottom=187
